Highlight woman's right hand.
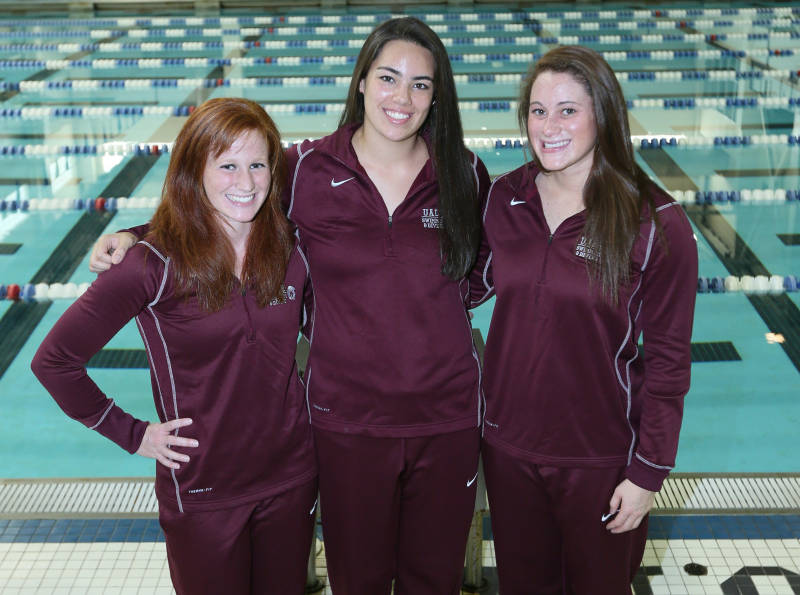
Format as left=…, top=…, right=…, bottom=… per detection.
left=89, top=232, right=137, bottom=273
left=136, top=418, right=199, bottom=470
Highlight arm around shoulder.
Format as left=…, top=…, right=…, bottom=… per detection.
left=89, top=223, right=148, bottom=272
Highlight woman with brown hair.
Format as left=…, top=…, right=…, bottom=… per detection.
left=471, top=46, right=698, bottom=593
left=281, top=16, right=490, bottom=594
left=282, top=17, right=488, bottom=595
left=33, top=98, right=317, bottom=595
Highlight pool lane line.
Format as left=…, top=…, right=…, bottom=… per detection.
left=638, top=146, right=800, bottom=374
left=715, top=167, right=800, bottom=177
left=0, top=30, right=270, bottom=381
left=0, top=154, right=161, bottom=380
left=0, top=30, right=133, bottom=104
left=176, top=29, right=261, bottom=109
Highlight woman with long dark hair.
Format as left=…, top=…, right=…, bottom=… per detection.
left=90, top=18, right=489, bottom=595
left=284, top=17, right=487, bottom=595
left=471, top=46, right=698, bottom=594
left=34, top=98, right=317, bottom=595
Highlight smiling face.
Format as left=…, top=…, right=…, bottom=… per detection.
left=527, top=70, right=598, bottom=181
left=358, top=39, right=435, bottom=146
left=202, top=129, right=271, bottom=240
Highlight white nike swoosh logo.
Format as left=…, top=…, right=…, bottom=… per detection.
left=601, top=510, right=620, bottom=522
left=510, top=198, right=525, bottom=206
left=330, top=177, right=354, bottom=188
left=466, top=470, right=479, bottom=487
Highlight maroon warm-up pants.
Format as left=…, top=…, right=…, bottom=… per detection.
left=483, top=441, right=648, bottom=595
left=158, top=478, right=318, bottom=595
left=314, top=426, right=481, bottom=595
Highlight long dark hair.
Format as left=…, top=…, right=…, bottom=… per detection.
left=340, top=16, right=480, bottom=280
left=518, top=45, right=658, bottom=302
left=148, top=97, right=291, bottom=311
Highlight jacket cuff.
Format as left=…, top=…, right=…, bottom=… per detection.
left=625, top=456, right=670, bottom=492
left=91, top=404, right=149, bottom=455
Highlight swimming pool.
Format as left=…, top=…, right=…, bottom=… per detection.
left=0, top=3, right=798, bottom=482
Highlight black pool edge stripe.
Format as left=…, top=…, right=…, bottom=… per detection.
left=717, top=168, right=800, bottom=178
left=689, top=341, right=742, bottom=362
left=637, top=148, right=800, bottom=374
left=91, top=340, right=744, bottom=369
left=0, top=243, right=22, bottom=254
left=87, top=349, right=149, bottom=368
left=476, top=328, right=743, bottom=365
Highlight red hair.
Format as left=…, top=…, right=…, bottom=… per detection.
left=148, top=98, right=291, bottom=311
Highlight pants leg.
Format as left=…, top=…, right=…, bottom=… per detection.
left=394, top=427, right=481, bottom=595
left=314, top=428, right=401, bottom=595
left=484, top=443, right=649, bottom=595
left=482, top=440, right=562, bottom=595
left=159, top=503, right=252, bottom=595
left=544, top=466, right=648, bottom=595
left=159, top=480, right=318, bottom=595
left=250, top=478, right=318, bottom=595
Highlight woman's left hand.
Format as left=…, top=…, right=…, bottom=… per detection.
left=605, top=479, right=655, bottom=534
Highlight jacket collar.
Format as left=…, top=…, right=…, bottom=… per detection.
left=315, top=122, right=436, bottom=187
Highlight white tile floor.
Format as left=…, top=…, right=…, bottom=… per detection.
left=0, top=542, right=174, bottom=594
left=2, top=479, right=799, bottom=592
left=1, top=536, right=799, bottom=594
left=642, top=539, right=800, bottom=595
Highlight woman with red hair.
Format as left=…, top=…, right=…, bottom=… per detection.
left=33, top=98, right=316, bottom=595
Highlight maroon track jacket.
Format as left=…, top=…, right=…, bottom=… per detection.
left=286, top=124, right=491, bottom=437
left=32, top=242, right=316, bottom=512
left=471, top=163, right=698, bottom=491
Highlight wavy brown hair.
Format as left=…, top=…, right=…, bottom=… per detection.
left=147, top=97, right=291, bottom=311
left=340, top=17, right=480, bottom=280
left=518, top=46, right=659, bottom=302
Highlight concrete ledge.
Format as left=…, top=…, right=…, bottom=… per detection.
left=2, top=474, right=799, bottom=519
